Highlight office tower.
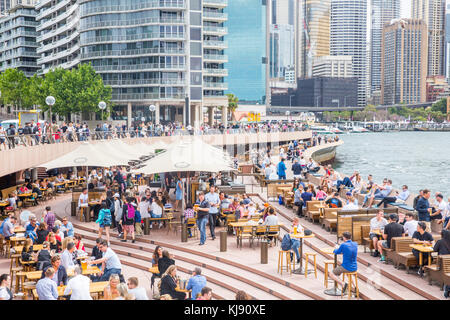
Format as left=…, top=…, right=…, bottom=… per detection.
left=370, top=0, right=400, bottom=93
left=225, top=0, right=266, bottom=103
left=0, top=0, right=10, bottom=14
left=270, top=23, right=295, bottom=79
left=298, top=0, right=330, bottom=79
left=0, top=0, right=39, bottom=77
left=330, top=0, right=368, bottom=107
left=412, top=0, right=445, bottom=76
left=445, top=0, right=450, bottom=81
left=381, top=19, right=428, bottom=104
left=312, top=55, right=353, bottom=78
left=35, top=0, right=228, bottom=126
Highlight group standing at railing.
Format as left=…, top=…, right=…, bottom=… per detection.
left=0, top=120, right=308, bottom=150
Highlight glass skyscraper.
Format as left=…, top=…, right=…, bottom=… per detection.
left=225, top=0, right=266, bottom=103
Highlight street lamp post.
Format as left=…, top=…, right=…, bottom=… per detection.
left=149, top=104, right=156, bottom=134
left=316, top=96, right=321, bottom=108
left=98, top=101, right=106, bottom=121
left=46, top=96, right=55, bottom=121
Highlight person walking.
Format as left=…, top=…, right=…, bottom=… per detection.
left=205, top=185, right=220, bottom=240
left=195, top=192, right=210, bottom=246
left=96, top=202, right=112, bottom=245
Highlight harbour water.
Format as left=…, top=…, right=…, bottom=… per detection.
left=333, top=131, right=450, bottom=195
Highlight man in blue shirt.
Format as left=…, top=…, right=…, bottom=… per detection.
left=60, top=217, right=74, bottom=237
left=204, top=185, right=220, bottom=240
left=36, top=267, right=59, bottom=300
left=186, top=267, right=207, bottom=300
left=328, top=232, right=358, bottom=294
left=416, top=189, right=432, bottom=222
left=277, top=158, right=287, bottom=180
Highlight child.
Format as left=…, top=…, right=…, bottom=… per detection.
left=247, top=202, right=257, bottom=217
left=183, top=204, right=195, bottom=238
left=134, top=208, right=143, bottom=236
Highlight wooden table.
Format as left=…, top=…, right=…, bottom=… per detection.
left=10, top=236, right=26, bottom=247
left=14, top=244, right=43, bottom=253
left=67, top=266, right=101, bottom=277
left=320, top=246, right=341, bottom=296
left=410, top=244, right=434, bottom=267
left=291, top=232, right=315, bottom=273
left=14, top=226, right=25, bottom=233
left=0, top=201, right=9, bottom=214
left=175, top=286, right=192, bottom=299
left=57, top=281, right=109, bottom=299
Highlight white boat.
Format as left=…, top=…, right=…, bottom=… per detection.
left=310, top=125, right=343, bottom=135
left=350, top=126, right=370, bottom=133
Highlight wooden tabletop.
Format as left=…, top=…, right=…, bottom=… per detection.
left=67, top=266, right=101, bottom=277
left=148, top=266, right=159, bottom=274
left=409, top=244, right=434, bottom=252
left=14, top=244, right=43, bottom=253
left=175, top=287, right=191, bottom=293
left=14, top=226, right=25, bottom=233
left=57, top=281, right=109, bottom=297
left=0, top=201, right=9, bottom=207
left=10, top=237, right=26, bottom=242
left=320, top=247, right=336, bottom=255
left=88, top=201, right=102, bottom=206
left=229, top=222, right=284, bottom=228
left=18, top=193, right=32, bottom=197
left=290, top=233, right=315, bottom=239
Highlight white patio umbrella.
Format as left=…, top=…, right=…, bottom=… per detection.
left=95, top=140, right=143, bottom=163
left=38, top=142, right=130, bottom=170
left=133, top=138, right=234, bottom=175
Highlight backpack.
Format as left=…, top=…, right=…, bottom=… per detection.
left=126, top=203, right=135, bottom=220
left=281, top=233, right=292, bottom=251
left=102, top=209, right=112, bottom=226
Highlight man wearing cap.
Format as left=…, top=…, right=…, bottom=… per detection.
left=342, top=192, right=358, bottom=210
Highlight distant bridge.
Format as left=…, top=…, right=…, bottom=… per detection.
left=268, top=102, right=435, bottom=114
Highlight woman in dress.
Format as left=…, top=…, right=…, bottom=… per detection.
left=174, top=177, right=183, bottom=212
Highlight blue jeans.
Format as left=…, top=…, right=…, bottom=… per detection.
left=278, top=175, right=286, bottom=180
left=197, top=216, right=208, bottom=244
left=291, top=239, right=301, bottom=260
left=444, top=217, right=449, bottom=229
left=98, top=268, right=121, bottom=282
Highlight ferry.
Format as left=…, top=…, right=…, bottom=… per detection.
left=350, top=126, right=370, bottom=133
left=310, top=125, right=344, bottom=135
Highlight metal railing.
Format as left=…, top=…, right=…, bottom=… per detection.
left=0, top=124, right=308, bottom=150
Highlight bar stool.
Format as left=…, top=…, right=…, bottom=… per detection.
left=10, top=253, right=21, bottom=274
left=341, top=271, right=359, bottom=300
left=23, top=282, right=36, bottom=300
left=11, top=266, right=23, bottom=292
left=4, top=239, right=11, bottom=258
left=79, top=207, right=88, bottom=222
left=323, top=259, right=335, bottom=288
left=278, top=250, right=294, bottom=275
left=304, top=252, right=318, bottom=278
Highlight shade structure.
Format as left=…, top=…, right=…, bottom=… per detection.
left=133, top=138, right=234, bottom=175
left=95, top=140, right=144, bottom=162
left=38, top=142, right=131, bottom=170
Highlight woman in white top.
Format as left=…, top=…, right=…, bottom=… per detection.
left=150, top=198, right=164, bottom=228
left=0, top=274, right=13, bottom=300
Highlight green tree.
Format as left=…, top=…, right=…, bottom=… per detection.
left=226, top=93, right=238, bottom=120
left=0, top=68, right=34, bottom=110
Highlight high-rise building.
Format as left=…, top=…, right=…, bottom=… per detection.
left=445, top=0, right=450, bottom=81
left=0, top=1, right=39, bottom=77
left=270, top=23, right=295, bottom=79
left=0, top=0, right=11, bottom=14
left=330, top=0, right=368, bottom=107
left=381, top=19, right=428, bottom=104
left=412, top=0, right=445, bottom=76
left=312, top=55, right=353, bottom=78
left=370, top=0, right=400, bottom=94
left=35, top=0, right=228, bottom=126
left=225, top=0, right=266, bottom=103
left=298, top=0, right=330, bottom=79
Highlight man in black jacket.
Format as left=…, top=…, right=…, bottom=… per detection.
left=6, top=124, right=15, bottom=149
left=41, top=255, right=68, bottom=286
left=91, top=238, right=103, bottom=268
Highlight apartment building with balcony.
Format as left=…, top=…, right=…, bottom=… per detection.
left=0, top=0, right=40, bottom=77
left=33, top=0, right=228, bottom=126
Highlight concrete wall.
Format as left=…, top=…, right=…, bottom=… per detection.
left=0, top=131, right=312, bottom=178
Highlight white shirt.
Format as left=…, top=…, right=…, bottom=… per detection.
left=61, top=249, right=75, bottom=270
left=342, top=202, right=359, bottom=210
left=437, top=200, right=448, bottom=218
left=64, top=275, right=92, bottom=300
left=403, top=220, right=418, bottom=237
left=128, top=287, right=148, bottom=300
left=264, top=215, right=279, bottom=226
left=369, top=217, right=388, bottom=233
left=139, top=201, right=150, bottom=218
left=0, top=287, right=10, bottom=300
left=151, top=202, right=162, bottom=217
left=78, top=193, right=88, bottom=207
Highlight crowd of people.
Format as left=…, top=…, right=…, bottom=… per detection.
left=0, top=119, right=307, bottom=150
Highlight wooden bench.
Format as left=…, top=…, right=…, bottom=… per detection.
left=305, top=201, right=324, bottom=223
left=361, top=225, right=374, bottom=253
left=267, top=183, right=292, bottom=199
left=389, top=237, right=417, bottom=272
left=424, top=254, right=450, bottom=288
left=322, top=208, right=338, bottom=232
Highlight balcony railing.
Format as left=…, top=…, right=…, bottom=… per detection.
left=92, top=63, right=185, bottom=72
left=80, top=17, right=185, bottom=31
left=84, top=32, right=185, bottom=44
left=80, top=47, right=185, bottom=59
left=81, top=0, right=185, bottom=16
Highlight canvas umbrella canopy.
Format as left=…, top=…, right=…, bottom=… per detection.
left=133, top=138, right=234, bottom=175
left=105, top=139, right=149, bottom=160
left=38, top=142, right=131, bottom=170
left=95, top=140, right=143, bottom=163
